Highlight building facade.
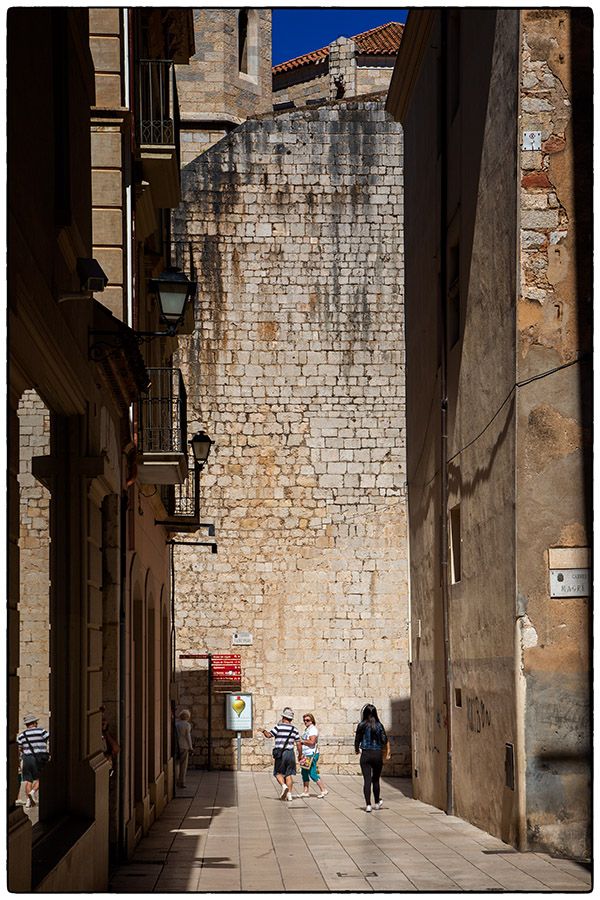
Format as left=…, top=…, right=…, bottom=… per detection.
left=8, top=8, right=200, bottom=890
left=386, top=8, right=592, bottom=859
left=272, top=21, right=404, bottom=109
left=177, top=8, right=273, bottom=164
left=170, top=15, right=410, bottom=776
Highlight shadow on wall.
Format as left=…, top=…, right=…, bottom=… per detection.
left=389, top=696, right=411, bottom=777
left=176, top=668, right=236, bottom=770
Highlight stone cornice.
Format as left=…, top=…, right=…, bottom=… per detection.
left=386, top=10, right=436, bottom=123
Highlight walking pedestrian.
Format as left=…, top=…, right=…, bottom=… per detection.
left=258, top=707, right=300, bottom=802
left=298, top=713, right=329, bottom=798
left=17, top=714, right=49, bottom=808
left=175, top=709, right=193, bottom=788
left=100, top=706, right=120, bottom=776
left=354, top=704, right=390, bottom=812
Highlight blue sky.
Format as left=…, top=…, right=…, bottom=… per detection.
left=272, top=8, right=408, bottom=66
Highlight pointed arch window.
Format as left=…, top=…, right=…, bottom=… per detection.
left=238, top=10, right=259, bottom=81
left=238, top=10, right=249, bottom=74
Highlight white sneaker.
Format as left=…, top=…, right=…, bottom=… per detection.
left=279, top=784, right=289, bottom=800
left=318, top=789, right=329, bottom=798
left=25, top=797, right=35, bottom=808
left=286, top=793, right=294, bottom=801
left=365, top=804, right=372, bottom=813
left=31, top=789, right=39, bottom=803
left=375, top=801, right=383, bottom=810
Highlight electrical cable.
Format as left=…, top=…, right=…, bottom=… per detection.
left=411, top=353, right=588, bottom=491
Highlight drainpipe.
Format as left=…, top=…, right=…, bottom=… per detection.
left=439, top=9, right=454, bottom=818
left=514, top=11, right=527, bottom=852
left=118, top=9, right=134, bottom=860
left=118, top=490, right=128, bottom=859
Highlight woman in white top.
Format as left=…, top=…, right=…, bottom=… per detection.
left=297, top=713, right=329, bottom=798
left=175, top=709, right=193, bottom=788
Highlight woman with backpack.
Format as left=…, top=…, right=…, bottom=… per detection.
left=354, top=703, right=391, bottom=812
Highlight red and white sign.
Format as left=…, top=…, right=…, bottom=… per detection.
left=211, top=654, right=242, bottom=685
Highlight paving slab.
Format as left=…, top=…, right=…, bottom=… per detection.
left=108, top=771, right=592, bottom=892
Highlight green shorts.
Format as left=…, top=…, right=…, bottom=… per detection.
left=301, top=752, right=320, bottom=783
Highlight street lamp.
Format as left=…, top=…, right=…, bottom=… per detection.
left=89, top=265, right=197, bottom=360
left=190, top=431, right=214, bottom=470
left=149, top=266, right=197, bottom=334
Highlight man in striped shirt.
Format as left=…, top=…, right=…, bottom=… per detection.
left=17, top=714, right=49, bottom=808
left=259, top=707, right=301, bottom=801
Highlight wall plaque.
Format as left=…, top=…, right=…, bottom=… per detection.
left=549, top=568, right=589, bottom=598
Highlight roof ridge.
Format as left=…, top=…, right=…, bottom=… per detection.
left=272, top=20, right=404, bottom=74
left=351, top=21, right=403, bottom=40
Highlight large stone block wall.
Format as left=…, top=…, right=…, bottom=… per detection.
left=273, top=70, right=329, bottom=108
left=356, top=66, right=395, bottom=95
left=172, top=98, right=410, bottom=774
left=17, top=390, right=50, bottom=732
left=273, top=63, right=394, bottom=110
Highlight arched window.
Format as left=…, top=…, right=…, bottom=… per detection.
left=238, top=9, right=258, bottom=80
left=238, top=9, right=249, bottom=74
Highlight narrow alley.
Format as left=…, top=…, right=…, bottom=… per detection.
left=7, top=7, right=592, bottom=892
left=109, top=773, right=590, bottom=893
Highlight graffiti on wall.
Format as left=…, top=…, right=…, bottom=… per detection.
left=466, top=695, right=492, bottom=733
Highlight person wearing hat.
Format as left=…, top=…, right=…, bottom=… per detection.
left=258, top=707, right=301, bottom=801
left=17, top=714, right=49, bottom=809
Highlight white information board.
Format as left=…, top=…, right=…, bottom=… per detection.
left=225, top=693, right=253, bottom=731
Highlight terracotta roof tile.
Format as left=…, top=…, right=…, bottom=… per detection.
left=272, top=21, right=404, bottom=75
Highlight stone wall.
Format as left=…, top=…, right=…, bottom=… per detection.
left=273, top=60, right=394, bottom=110
left=356, top=66, right=395, bottom=96
left=273, top=69, right=329, bottom=109
left=172, top=97, right=410, bottom=775
left=18, top=390, right=50, bottom=732
left=177, top=8, right=272, bottom=162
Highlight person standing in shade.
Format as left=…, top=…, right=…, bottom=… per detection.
left=175, top=709, right=193, bottom=788
left=354, top=704, right=391, bottom=812
left=259, top=707, right=300, bottom=801
left=298, top=713, right=329, bottom=798
left=17, top=714, right=49, bottom=808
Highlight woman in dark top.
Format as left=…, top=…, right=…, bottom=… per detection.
left=354, top=704, right=390, bottom=812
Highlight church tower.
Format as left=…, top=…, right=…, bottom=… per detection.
left=177, top=9, right=272, bottom=164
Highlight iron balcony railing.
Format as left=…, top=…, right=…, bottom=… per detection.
left=138, top=367, right=187, bottom=456
left=137, top=59, right=181, bottom=161
left=161, top=450, right=198, bottom=518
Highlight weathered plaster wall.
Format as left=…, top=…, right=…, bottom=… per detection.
left=516, top=8, right=592, bottom=859
left=173, top=98, right=410, bottom=774
left=446, top=11, right=520, bottom=848
left=398, top=6, right=591, bottom=860
left=402, top=10, right=520, bottom=841
left=400, top=26, right=447, bottom=812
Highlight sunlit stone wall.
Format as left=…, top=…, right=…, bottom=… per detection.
left=172, top=96, right=410, bottom=774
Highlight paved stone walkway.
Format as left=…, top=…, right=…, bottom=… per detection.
left=109, top=771, right=591, bottom=892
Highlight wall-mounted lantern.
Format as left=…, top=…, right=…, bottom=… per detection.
left=190, top=431, right=214, bottom=470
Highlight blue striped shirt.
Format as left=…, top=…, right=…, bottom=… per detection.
left=17, top=727, right=49, bottom=755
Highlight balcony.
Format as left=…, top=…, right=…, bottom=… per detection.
left=155, top=450, right=202, bottom=532
left=137, top=367, right=188, bottom=485
left=136, top=59, right=181, bottom=208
